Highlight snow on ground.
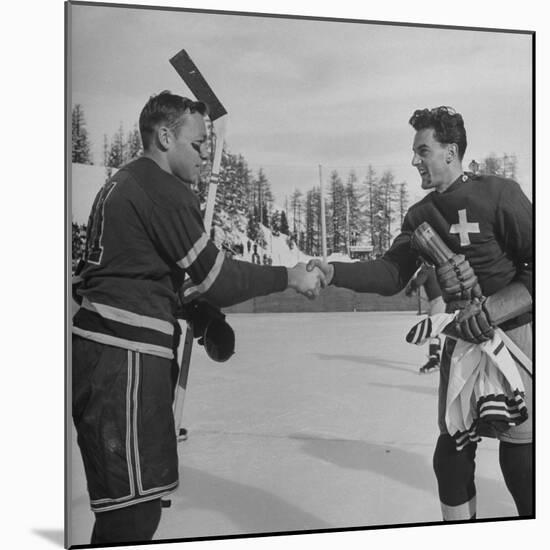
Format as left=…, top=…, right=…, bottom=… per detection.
left=67, top=311, right=516, bottom=546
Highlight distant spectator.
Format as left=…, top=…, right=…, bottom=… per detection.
left=251, top=244, right=261, bottom=265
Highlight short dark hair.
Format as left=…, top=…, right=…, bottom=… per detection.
left=409, top=106, right=467, bottom=160
left=139, top=90, right=208, bottom=150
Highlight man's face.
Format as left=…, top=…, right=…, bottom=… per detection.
left=411, top=127, right=454, bottom=191
left=166, top=112, right=208, bottom=185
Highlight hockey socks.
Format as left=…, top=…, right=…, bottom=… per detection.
left=433, top=434, right=477, bottom=520
left=91, top=498, right=162, bottom=544
left=499, top=441, right=533, bottom=516
left=429, top=336, right=441, bottom=362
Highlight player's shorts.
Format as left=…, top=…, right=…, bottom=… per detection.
left=437, top=322, right=532, bottom=444
left=72, top=335, right=179, bottom=513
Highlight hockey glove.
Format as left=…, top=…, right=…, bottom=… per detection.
left=177, top=301, right=235, bottom=362
left=436, top=254, right=482, bottom=302
left=452, top=297, right=495, bottom=344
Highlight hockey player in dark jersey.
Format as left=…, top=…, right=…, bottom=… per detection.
left=308, top=106, right=532, bottom=521
left=72, top=91, right=326, bottom=544
left=405, top=264, right=445, bottom=373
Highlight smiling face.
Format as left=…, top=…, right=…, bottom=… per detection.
left=411, top=127, right=456, bottom=192
left=165, top=111, right=208, bottom=185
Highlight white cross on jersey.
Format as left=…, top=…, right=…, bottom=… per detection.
left=450, top=209, right=480, bottom=246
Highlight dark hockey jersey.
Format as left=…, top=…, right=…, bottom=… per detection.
left=332, top=174, right=532, bottom=323
left=73, top=157, right=287, bottom=359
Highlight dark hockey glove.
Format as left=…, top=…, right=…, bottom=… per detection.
left=436, top=254, right=482, bottom=302
left=451, top=297, right=495, bottom=344
left=177, top=301, right=235, bottom=362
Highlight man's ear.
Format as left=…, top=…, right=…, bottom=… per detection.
left=156, top=126, right=172, bottom=151
left=446, top=143, right=458, bottom=163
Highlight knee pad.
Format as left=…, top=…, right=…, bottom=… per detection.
left=499, top=441, right=533, bottom=516
left=433, top=434, right=477, bottom=520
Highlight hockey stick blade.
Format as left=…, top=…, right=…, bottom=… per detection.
left=170, top=49, right=227, bottom=122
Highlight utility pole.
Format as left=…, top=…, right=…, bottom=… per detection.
left=345, top=195, right=350, bottom=256
left=319, top=165, right=328, bottom=261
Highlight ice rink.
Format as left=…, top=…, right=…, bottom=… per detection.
left=68, top=311, right=517, bottom=546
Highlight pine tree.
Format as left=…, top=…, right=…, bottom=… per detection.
left=305, top=189, right=316, bottom=256
left=370, top=172, right=387, bottom=256
left=345, top=170, right=362, bottom=251
left=362, top=165, right=377, bottom=249
left=261, top=203, right=269, bottom=227
left=126, top=124, right=143, bottom=162
left=212, top=149, right=252, bottom=244
left=329, top=170, right=346, bottom=253
left=102, top=134, right=109, bottom=168
left=253, top=169, right=273, bottom=226
left=481, top=153, right=517, bottom=179
left=304, top=187, right=322, bottom=256
left=502, top=154, right=518, bottom=180
left=289, top=189, right=303, bottom=240
left=107, top=123, right=125, bottom=168
left=482, top=154, right=502, bottom=176
left=234, top=154, right=252, bottom=224
left=270, top=210, right=281, bottom=234
left=378, top=170, right=398, bottom=253
left=196, top=118, right=216, bottom=202
left=398, top=182, right=409, bottom=227
left=279, top=210, right=290, bottom=235
left=72, top=104, right=93, bottom=164
left=298, top=230, right=306, bottom=252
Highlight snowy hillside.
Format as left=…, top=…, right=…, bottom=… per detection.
left=70, top=162, right=357, bottom=267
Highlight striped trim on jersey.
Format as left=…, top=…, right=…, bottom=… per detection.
left=73, top=299, right=175, bottom=359
left=90, top=350, right=178, bottom=512
left=81, top=298, right=174, bottom=335
left=182, top=249, right=225, bottom=302
left=177, top=233, right=209, bottom=270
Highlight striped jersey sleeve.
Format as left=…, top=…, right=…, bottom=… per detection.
left=149, top=195, right=287, bottom=308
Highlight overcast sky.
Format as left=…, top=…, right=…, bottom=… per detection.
left=69, top=3, right=533, bottom=206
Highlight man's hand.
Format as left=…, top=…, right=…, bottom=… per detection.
left=287, top=262, right=326, bottom=300
left=306, top=258, right=334, bottom=286
left=450, top=297, right=495, bottom=344
left=436, top=254, right=482, bottom=301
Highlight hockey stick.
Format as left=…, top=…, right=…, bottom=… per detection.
left=170, top=49, right=228, bottom=441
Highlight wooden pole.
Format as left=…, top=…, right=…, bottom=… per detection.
left=319, top=165, right=327, bottom=261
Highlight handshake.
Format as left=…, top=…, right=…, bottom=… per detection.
left=286, top=259, right=334, bottom=300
